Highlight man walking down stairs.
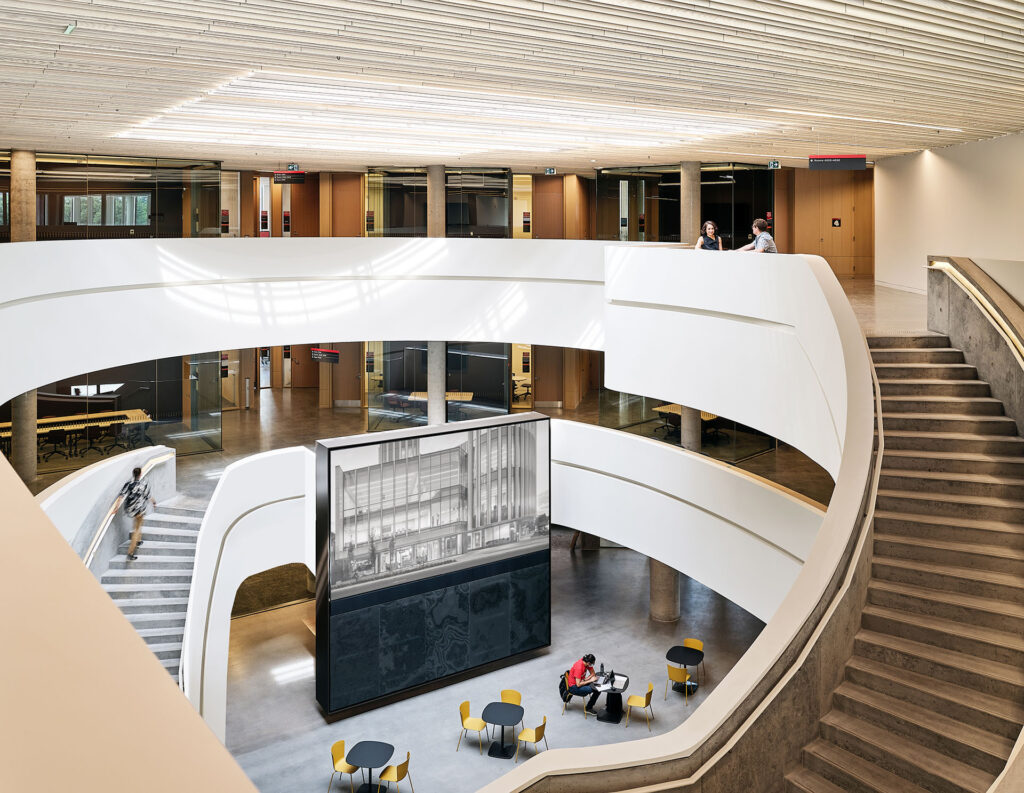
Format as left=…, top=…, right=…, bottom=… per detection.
left=100, top=500, right=204, bottom=681
left=787, top=335, right=1024, bottom=793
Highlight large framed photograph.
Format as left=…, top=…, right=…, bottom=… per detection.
left=315, top=413, right=551, bottom=714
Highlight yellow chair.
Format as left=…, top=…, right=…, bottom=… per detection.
left=457, top=701, right=487, bottom=755
left=328, top=740, right=361, bottom=793
left=625, top=683, right=655, bottom=731
left=560, top=672, right=588, bottom=719
left=498, top=689, right=524, bottom=736
left=514, top=716, right=549, bottom=763
left=665, top=665, right=692, bottom=704
left=683, top=637, right=706, bottom=683
left=377, top=751, right=413, bottom=793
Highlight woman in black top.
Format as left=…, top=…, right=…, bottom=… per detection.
left=694, top=220, right=723, bottom=251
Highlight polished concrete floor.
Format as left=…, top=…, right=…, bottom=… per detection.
left=228, top=528, right=764, bottom=793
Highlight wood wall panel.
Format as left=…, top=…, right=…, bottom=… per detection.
left=239, top=172, right=257, bottom=237
left=331, top=173, right=365, bottom=237
left=533, top=345, right=564, bottom=405
left=792, top=168, right=874, bottom=278
left=288, top=344, right=319, bottom=388
left=772, top=168, right=795, bottom=253
left=288, top=175, right=320, bottom=237
left=532, top=174, right=564, bottom=238
left=271, top=182, right=283, bottom=238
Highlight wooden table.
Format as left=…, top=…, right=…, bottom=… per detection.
left=652, top=404, right=681, bottom=416
left=407, top=391, right=474, bottom=402
left=0, top=409, right=152, bottom=439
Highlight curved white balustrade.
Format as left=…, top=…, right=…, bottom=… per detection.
left=0, top=238, right=873, bottom=792
left=179, top=446, right=314, bottom=743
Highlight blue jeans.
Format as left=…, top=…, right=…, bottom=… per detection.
left=569, top=684, right=600, bottom=709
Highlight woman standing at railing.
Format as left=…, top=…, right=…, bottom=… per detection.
left=694, top=220, right=724, bottom=251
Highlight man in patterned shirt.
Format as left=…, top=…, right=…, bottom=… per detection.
left=120, top=467, right=157, bottom=561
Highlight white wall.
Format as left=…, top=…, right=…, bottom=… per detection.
left=876, top=132, right=1024, bottom=293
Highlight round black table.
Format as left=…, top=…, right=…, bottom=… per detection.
left=595, top=674, right=629, bottom=723
left=666, top=646, right=703, bottom=695
left=346, top=740, right=394, bottom=793
left=482, top=702, right=525, bottom=759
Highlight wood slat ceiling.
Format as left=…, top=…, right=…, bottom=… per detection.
left=1, top=0, right=1023, bottom=170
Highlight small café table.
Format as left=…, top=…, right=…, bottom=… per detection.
left=666, top=645, right=703, bottom=695
left=595, top=673, right=630, bottom=723
left=346, top=740, right=394, bottom=793
left=482, top=701, right=525, bottom=759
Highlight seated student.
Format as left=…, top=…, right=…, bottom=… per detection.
left=737, top=218, right=778, bottom=253
left=568, top=653, right=601, bottom=714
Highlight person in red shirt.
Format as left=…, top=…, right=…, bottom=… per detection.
left=568, top=653, right=601, bottom=713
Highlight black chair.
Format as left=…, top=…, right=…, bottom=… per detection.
left=0, top=435, right=10, bottom=459
left=102, top=422, right=128, bottom=454
left=79, top=424, right=106, bottom=457
left=40, top=429, right=69, bottom=460
left=64, top=423, right=85, bottom=457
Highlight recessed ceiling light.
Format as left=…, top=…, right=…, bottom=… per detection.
left=767, top=109, right=962, bottom=133
left=63, top=22, right=76, bottom=34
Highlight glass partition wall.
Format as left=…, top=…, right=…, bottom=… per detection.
left=445, top=169, right=511, bottom=238
left=365, top=168, right=427, bottom=236
left=0, top=152, right=221, bottom=242
left=595, top=163, right=774, bottom=247
left=0, top=353, right=223, bottom=474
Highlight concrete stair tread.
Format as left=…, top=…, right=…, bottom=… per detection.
left=146, top=512, right=202, bottom=524
left=834, top=680, right=1014, bottom=759
left=871, top=347, right=962, bottom=354
left=881, top=430, right=1024, bottom=444
left=874, top=533, right=1024, bottom=563
left=820, top=710, right=996, bottom=792
left=877, top=488, right=1024, bottom=510
left=856, top=629, right=1024, bottom=687
left=145, top=641, right=183, bottom=652
left=869, top=579, right=1024, bottom=621
left=878, top=379, right=988, bottom=385
left=102, top=582, right=192, bottom=593
left=110, top=554, right=198, bottom=564
left=874, top=509, right=1024, bottom=536
left=785, top=766, right=849, bottom=793
left=881, top=395, right=1002, bottom=405
left=873, top=555, right=1024, bottom=589
left=882, top=449, right=1024, bottom=464
left=101, top=569, right=193, bottom=579
left=139, top=527, right=201, bottom=539
left=135, top=627, right=185, bottom=640
left=803, top=739, right=931, bottom=793
left=862, top=603, right=1024, bottom=655
left=125, top=612, right=186, bottom=625
left=880, top=468, right=1024, bottom=486
left=845, top=655, right=1024, bottom=727
left=160, top=658, right=180, bottom=671
left=880, top=412, right=1014, bottom=422
left=114, top=597, right=189, bottom=610
left=124, top=540, right=196, bottom=550
left=874, top=363, right=975, bottom=368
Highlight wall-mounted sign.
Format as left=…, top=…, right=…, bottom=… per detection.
left=283, top=210, right=291, bottom=233
left=312, top=348, right=340, bottom=364
left=832, top=217, right=842, bottom=228
left=260, top=209, right=269, bottom=237
left=522, top=211, right=531, bottom=233
left=544, top=167, right=556, bottom=175
left=365, top=350, right=375, bottom=373
left=809, top=155, right=866, bottom=171
left=766, top=211, right=773, bottom=220
left=768, top=160, right=781, bottom=170
left=220, top=208, right=229, bottom=234
left=522, top=350, right=530, bottom=373
left=638, top=213, right=646, bottom=234
left=365, top=210, right=375, bottom=232
left=286, top=163, right=301, bottom=171
left=273, top=170, right=306, bottom=184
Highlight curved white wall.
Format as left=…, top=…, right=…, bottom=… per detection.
left=179, top=446, right=314, bottom=743
left=0, top=238, right=874, bottom=790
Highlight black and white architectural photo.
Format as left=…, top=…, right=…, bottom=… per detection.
left=326, top=416, right=549, bottom=598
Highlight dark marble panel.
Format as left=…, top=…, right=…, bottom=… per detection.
left=468, top=575, right=511, bottom=666
left=329, top=605, right=382, bottom=709
left=424, top=583, right=470, bottom=675
left=510, top=563, right=550, bottom=654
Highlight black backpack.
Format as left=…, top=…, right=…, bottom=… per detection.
left=558, top=670, right=571, bottom=702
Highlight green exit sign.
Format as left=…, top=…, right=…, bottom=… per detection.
left=768, top=160, right=781, bottom=170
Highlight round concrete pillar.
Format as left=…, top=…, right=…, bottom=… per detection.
left=680, top=406, right=701, bottom=452
left=427, top=340, right=446, bottom=425
left=680, top=161, right=701, bottom=245
left=649, top=558, right=680, bottom=622
left=426, top=165, right=445, bottom=238
left=9, top=151, right=38, bottom=486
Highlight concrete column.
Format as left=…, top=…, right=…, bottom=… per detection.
left=680, top=406, right=701, bottom=453
left=427, top=341, right=446, bottom=425
left=426, top=164, right=445, bottom=238
left=10, top=151, right=37, bottom=485
left=680, top=161, right=701, bottom=245
left=649, top=558, right=680, bottom=622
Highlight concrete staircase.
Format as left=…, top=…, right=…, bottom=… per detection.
left=786, top=335, right=1024, bottom=793
left=100, top=504, right=203, bottom=681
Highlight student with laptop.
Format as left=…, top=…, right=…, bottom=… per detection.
left=567, top=653, right=602, bottom=714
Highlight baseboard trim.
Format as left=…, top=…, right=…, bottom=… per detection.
left=534, top=401, right=562, bottom=408
left=333, top=399, right=361, bottom=407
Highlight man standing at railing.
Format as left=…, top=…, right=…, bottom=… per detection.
left=120, top=467, right=156, bottom=562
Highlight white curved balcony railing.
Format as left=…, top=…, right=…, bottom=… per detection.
left=0, top=238, right=874, bottom=793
